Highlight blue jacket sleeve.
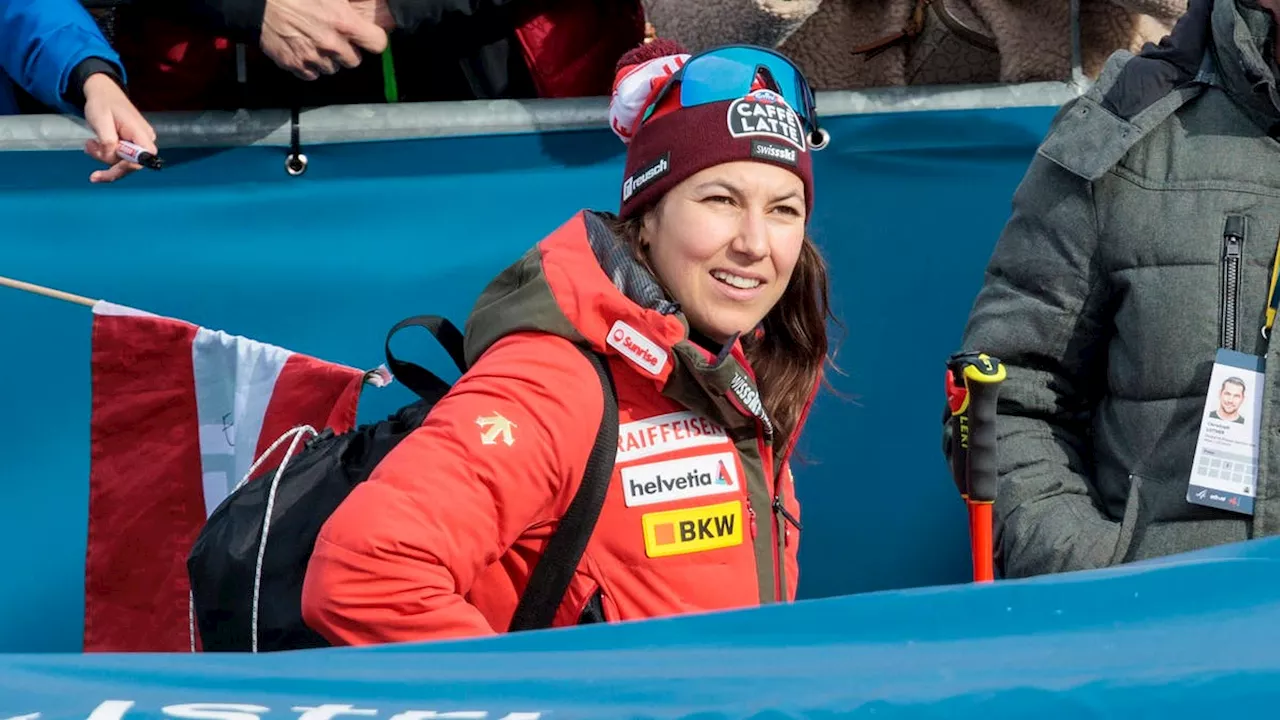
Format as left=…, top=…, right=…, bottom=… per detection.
left=0, top=0, right=127, bottom=115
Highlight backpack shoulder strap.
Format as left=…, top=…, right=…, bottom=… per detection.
left=508, top=346, right=618, bottom=632
left=384, top=315, right=468, bottom=400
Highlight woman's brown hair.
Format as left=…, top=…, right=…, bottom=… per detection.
left=608, top=214, right=837, bottom=452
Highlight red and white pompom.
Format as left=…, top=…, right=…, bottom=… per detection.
left=609, top=39, right=689, bottom=144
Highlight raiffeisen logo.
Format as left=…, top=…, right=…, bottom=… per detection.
left=615, top=411, right=728, bottom=463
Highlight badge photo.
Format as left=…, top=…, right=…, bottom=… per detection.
left=1187, top=348, right=1265, bottom=515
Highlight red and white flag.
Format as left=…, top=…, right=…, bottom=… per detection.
left=84, top=301, right=383, bottom=652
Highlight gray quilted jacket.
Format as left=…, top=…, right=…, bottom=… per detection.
left=962, top=0, right=1280, bottom=577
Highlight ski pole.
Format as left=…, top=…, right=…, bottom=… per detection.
left=945, top=351, right=1006, bottom=583
left=943, top=367, right=969, bottom=499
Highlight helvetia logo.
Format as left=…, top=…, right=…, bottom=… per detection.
left=715, top=459, right=732, bottom=485
left=621, top=451, right=741, bottom=507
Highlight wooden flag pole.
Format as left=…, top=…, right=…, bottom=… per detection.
left=0, top=275, right=98, bottom=308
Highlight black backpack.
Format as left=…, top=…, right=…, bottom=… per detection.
left=187, top=315, right=618, bottom=652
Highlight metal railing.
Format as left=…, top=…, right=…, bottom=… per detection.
left=0, top=80, right=1084, bottom=152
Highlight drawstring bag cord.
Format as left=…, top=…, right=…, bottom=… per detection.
left=188, top=425, right=319, bottom=653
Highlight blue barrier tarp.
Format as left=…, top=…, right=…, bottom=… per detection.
left=0, top=105, right=1058, bottom=652
left=3, top=537, right=1280, bottom=719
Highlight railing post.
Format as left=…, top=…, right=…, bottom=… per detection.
left=1070, top=0, right=1086, bottom=88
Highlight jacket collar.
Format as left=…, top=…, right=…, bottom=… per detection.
left=1210, top=0, right=1280, bottom=131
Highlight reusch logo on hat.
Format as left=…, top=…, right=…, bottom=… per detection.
left=727, top=90, right=806, bottom=151
left=622, top=152, right=671, bottom=202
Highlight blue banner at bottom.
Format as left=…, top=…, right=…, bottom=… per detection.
left=5, top=537, right=1280, bottom=719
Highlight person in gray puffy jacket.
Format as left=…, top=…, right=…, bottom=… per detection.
left=961, top=0, right=1280, bottom=577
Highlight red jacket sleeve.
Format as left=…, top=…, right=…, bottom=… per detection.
left=301, top=332, right=604, bottom=645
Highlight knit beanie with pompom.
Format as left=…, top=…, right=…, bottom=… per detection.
left=607, top=39, right=816, bottom=220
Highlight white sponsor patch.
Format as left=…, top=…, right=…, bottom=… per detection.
left=726, top=90, right=806, bottom=151
left=621, top=451, right=741, bottom=507
left=729, top=372, right=773, bottom=437
left=607, top=320, right=668, bottom=376
left=616, top=410, right=728, bottom=463
left=750, top=139, right=797, bottom=166
left=622, top=153, right=670, bottom=202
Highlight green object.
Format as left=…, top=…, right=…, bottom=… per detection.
left=381, top=41, right=399, bottom=103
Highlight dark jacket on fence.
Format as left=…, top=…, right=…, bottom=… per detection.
left=107, top=0, right=644, bottom=111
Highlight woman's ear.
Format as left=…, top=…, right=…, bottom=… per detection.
left=640, top=206, right=660, bottom=248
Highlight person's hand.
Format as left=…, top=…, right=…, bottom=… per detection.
left=351, top=0, right=396, bottom=31
left=261, top=0, right=388, bottom=81
left=81, top=74, right=158, bottom=184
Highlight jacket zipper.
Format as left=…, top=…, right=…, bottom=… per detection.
left=1222, top=216, right=1246, bottom=351
left=728, top=348, right=789, bottom=604
left=773, top=497, right=802, bottom=532
left=756, top=432, right=782, bottom=602
left=773, top=497, right=801, bottom=584
left=771, top=382, right=817, bottom=601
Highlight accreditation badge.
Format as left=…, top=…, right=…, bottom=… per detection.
left=1187, top=349, right=1265, bottom=515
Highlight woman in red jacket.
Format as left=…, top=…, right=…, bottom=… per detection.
left=301, top=39, right=835, bottom=645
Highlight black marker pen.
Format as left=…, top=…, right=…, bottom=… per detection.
left=116, top=140, right=164, bottom=170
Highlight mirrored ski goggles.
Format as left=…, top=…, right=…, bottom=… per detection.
left=641, top=45, right=829, bottom=149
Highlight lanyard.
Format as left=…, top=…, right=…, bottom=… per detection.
left=1266, top=242, right=1280, bottom=339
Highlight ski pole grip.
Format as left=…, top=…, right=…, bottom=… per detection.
left=943, top=369, right=970, bottom=499
left=961, top=355, right=1005, bottom=504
